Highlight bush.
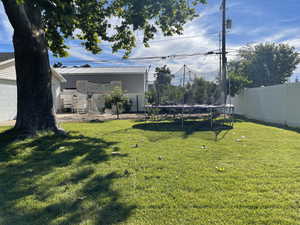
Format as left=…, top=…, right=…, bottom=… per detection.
left=104, top=95, right=113, bottom=109
left=123, top=98, right=133, bottom=113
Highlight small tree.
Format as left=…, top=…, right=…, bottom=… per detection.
left=104, top=95, right=113, bottom=110
left=154, top=65, right=174, bottom=104
left=106, top=87, right=128, bottom=119
left=227, top=72, right=252, bottom=97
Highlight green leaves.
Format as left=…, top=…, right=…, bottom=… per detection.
left=150, top=65, right=221, bottom=105
left=228, top=72, right=252, bottom=97
left=11, top=0, right=205, bottom=57
left=230, top=43, right=300, bottom=87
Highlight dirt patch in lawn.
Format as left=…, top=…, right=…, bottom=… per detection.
left=0, top=113, right=145, bottom=127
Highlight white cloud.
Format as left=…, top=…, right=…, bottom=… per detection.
left=283, top=38, right=300, bottom=50
left=67, top=46, right=101, bottom=61
left=128, top=4, right=225, bottom=80
left=259, top=28, right=300, bottom=43
left=198, top=4, right=220, bottom=19
left=229, top=26, right=269, bottom=37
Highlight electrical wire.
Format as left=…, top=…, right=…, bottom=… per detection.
left=56, top=50, right=219, bottom=65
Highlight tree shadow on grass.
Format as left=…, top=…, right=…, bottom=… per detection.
left=0, top=130, right=135, bottom=225
left=132, top=120, right=233, bottom=140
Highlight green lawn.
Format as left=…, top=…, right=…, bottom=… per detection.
left=0, top=119, right=300, bottom=225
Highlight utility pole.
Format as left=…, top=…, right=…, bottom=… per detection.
left=221, top=0, right=227, bottom=104
left=219, top=32, right=222, bottom=86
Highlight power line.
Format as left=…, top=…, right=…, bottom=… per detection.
left=57, top=51, right=218, bottom=64
left=127, top=51, right=218, bottom=61
left=56, top=58, right=162, bottom=64
left=50, top=48, right=225, bottom=66
left=138, top=32, right=220, bottom=43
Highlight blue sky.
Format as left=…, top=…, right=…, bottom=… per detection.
left=1, top=0, right=300, bottom=80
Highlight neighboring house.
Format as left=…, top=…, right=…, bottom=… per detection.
left=56, top=67, right=147, bottom=112
left=0, top=53, right=66, bottom=122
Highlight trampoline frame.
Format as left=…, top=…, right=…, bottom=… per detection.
left=144, top=104, right=235, bottom=129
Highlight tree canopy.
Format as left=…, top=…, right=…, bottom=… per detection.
left=1, top=0, right=207, bottom=135
left=228, top=43, right=300, bottom=87
left=3, top=0, right=206, bottom=57
left=154, top=65, right=173, bottom=87
left=227, top=72, right=252, bottom=97
left=146, top=66, right=221, bottom=105
left=186, top=77, right=220, bottom=105
left=153, top=65, right=174, bottom=104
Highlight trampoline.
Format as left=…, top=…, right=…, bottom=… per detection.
left=144, top=104, right=234, bottom=129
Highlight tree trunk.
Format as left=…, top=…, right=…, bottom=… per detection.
left=3, top=1, right=60, bottom=136
left=13, top=33, right=59, bottom=135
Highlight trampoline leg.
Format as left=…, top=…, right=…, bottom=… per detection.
left=231, top=108, right=234, bottom=127
left=210, top=108, right=213, bottom=129
left=181, top=108, right=184, bottom=129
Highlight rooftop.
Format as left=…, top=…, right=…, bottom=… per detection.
left=0, top=53, right=14, bottom=63
left=0, top=58, right=66, bottom=82
left=55, top=66, right=147, bottom=75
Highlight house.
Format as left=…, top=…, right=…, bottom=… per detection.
left=56, top=66, right=147, bottom=112
left=0, top=53, right=66, bottom=122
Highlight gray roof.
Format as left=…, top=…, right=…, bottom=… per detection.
left=56, top=66, right=147, bottom=75
left=0, top=59, right=66, bottom=82
left=0, top=53, right=14, bottom=63
left=0, top=63, right=16, bottom=81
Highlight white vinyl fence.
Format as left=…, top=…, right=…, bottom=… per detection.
left=231, top=83, right=300, bottom=128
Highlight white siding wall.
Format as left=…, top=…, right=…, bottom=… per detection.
left=62, top=73, right=145, bottom=94
left=0, top=80, right=17, bottom=122
left=52, top=77, right=62, bottom=112
left=0, top=62, right=63, bottom=121
left=232, top=83, right=300, bottom=128
left=0, top=78, right=62, bottom=122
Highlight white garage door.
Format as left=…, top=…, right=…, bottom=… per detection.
left=0, top=80, right=17, bottom=122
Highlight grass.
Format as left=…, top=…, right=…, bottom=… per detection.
left=0, top=119, right=300, bottom=225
